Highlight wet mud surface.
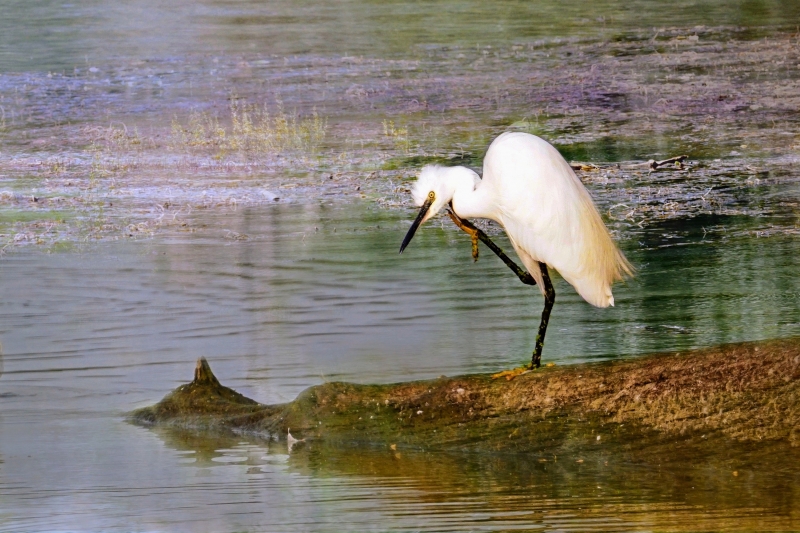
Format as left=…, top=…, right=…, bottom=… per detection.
left=2, top=27, right=799, bottom=251
left=131, top=337, right=800, bottom=459
left=129, top=337, right=800, bottom=529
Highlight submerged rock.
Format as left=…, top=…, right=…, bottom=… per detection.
left=129, top=338, right=800, bottom=453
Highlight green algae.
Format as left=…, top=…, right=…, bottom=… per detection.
left=130, top=337, right=800, bottom=455
left=131, top=358, right=279, bottom=432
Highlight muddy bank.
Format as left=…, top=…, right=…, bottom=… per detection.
left=3, top=27, right=800, bottom=251
left=130, top=337, right=800, bottom=455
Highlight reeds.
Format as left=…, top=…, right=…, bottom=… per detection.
left=170, top=98, right=327, bottom=158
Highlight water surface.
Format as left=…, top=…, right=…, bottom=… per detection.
left=3, top=0, right=800, bottom=72
left=1, top=202, right=798, bottom=531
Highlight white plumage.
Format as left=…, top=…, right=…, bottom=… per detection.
left=408, top=131, right=632, bottom=308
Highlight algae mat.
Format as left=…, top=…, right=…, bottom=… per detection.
left=131, top=337, right=800, bottom=458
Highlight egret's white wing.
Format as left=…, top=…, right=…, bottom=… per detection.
left=484, top=133, right=630, bottom=307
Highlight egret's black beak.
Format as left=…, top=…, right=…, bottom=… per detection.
left=399, top=192, right=435, bottom=254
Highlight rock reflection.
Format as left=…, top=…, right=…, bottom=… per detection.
left=152, top=427, right=280, bottom=467
left=149, top=425, right=800, bottom=531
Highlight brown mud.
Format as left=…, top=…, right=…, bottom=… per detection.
left=130, top=337, right=800, bottom=457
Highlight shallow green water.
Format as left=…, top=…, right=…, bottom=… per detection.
left=1, top=203, right=799, bottom=531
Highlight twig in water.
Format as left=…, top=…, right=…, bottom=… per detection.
left=570, top=163, right=600, bottom=171
left=648, top=155, right=688, bottom=170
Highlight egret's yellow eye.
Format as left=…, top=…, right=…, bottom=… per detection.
left=427, top=191, right=435, bottom=201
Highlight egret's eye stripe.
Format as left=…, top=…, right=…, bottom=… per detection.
left=427, top=191, right=436, bottom=201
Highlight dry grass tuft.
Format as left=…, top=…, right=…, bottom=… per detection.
left=170, top=98, right=327, bottom=158
left=498, top=338, right=800, bottom=445
left=382, top=120, right=410, bottom=154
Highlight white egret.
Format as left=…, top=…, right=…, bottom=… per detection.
left=399, top=132, right=632, bottom=368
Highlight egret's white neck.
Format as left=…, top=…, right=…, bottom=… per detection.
left=413, top=165, right=491, bottom=221
left=451, top=174, right=492, bottom=221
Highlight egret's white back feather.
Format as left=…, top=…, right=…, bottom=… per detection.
left=481, top=132, right=632, bottom=307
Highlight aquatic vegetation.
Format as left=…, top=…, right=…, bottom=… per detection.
left=1, top=27, right=799, bottom=253
left=382, top=119, right=411, bottom=154
left=169, top=98, right=328, bottom=159
left=130, top=338, right=800, bottom=449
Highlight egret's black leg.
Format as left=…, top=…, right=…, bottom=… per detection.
left=446, top=208, right=536, bottom=286
left=447, top=208, right=555, bottom=368
left=531, top=262, right=555, bottom=369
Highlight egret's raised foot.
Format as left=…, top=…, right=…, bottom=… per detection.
left=446, top=208, right=480, bottom=261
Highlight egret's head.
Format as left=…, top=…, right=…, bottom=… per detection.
left=400, top=165, right=479, bottom=253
